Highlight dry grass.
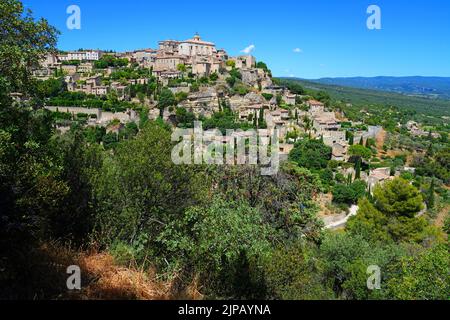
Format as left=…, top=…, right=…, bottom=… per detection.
left=375, top=128, right=387, bottom=157
left=37, top=243, right=203, bottom=300
left=317, top=193, right=341, bottom=217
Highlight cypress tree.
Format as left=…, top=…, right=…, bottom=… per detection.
left=390, top=165, right=396, bottom=176
left=347, top=173, right=353, bottom=185
left=426, top=143, right=434, bottom=157
left=349, top=134, right=354, bottom=145
left=427, top=178, right=435, bottom=209
left=259, top=108, right=264, bottom=123
left=355, top=157, right=361, bottom=180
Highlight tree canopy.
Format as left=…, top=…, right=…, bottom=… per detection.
left=289, top=139, right=332, bottom=170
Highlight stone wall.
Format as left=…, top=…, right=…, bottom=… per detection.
left=45, top=106, right=138, bottom=124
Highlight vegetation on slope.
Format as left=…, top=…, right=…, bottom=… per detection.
left=276, top=78, right=450, bottom=117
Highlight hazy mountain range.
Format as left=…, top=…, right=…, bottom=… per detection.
left=304, top=76, right=450, bottom=100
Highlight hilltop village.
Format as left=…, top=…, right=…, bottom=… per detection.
left=35, top=35, right=381, bottom=155
left=32, top=34, right=425, bottom=225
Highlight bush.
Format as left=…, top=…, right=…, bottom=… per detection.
left=332, top=180, right=367, bottom=205
left=289, top=139, right=332, bottom=170
left=262, top=242, right=333, bottom=300
left=158, top=197, right=272, bottom=298
left=261, top=93, right=273, bottom=101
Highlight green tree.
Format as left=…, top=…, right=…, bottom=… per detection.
left=175, top=107, right=196, bottom=128
left=347, top=178, right=438, bottom=244
left=355, top=157, right=361, bottom=180
left=301, top=115, right=313, bottom=138
left=256, top=61, right=270, bottom=73
left=226, top=60, right=236, bottom=68
left=276, top=94, right=283, bottom=106
left=426, top=178, right=435, bottom=209
left=385, top=245, right=450, bottom=300
left=209, top=72, right=219, bottom=81
left=374, top=178, right=424, bottom=219
left=349, top=145, right=372, bottom=160
left=102, top=132, right=118, bottom=150
left=93, top=122, right=207, bottom=249
left=158, top=88, right=176, bottom=116
left=262, top=242, right=333, bottom=300
left=346, top=198, right=391, bottom=243
left=332, top=180, right=366, bottom=205
left=226, top=76, right=236, bottom=87
left=36, top=77, right=65, bottom=98
left=175, top=91, right=188, bottom=103
left=176, top=63, right=187, bottom=72
left=289, top=139, right=332, bottom=170
left=349, top=133, right=354, bottom=145
left=159, top=197, right=271, bottom=298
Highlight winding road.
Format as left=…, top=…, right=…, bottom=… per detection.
left=324, top=205, right=359, bottom=230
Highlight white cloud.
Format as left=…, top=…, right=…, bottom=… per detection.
left=293, top=48, right=303, bottom=53
left=241, top=44, right=255, bottom=54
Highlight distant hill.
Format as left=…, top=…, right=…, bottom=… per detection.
left=276, top=78, right=450, bottom=116
left=306, top=76, right=450, bottom=100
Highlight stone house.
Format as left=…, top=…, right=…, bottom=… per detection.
left=284, top=93, right=297, bottom=105
left=155, top=55, right=186, bottom=72
left=332, top=142, right=349, bottom=161
left=61, top=65, right=77, bottom=75
left=234, top=55, right=256, bottom=69
left=367, top=168, right=393, bottom=193
left=77, top=63, right=93, bottom=74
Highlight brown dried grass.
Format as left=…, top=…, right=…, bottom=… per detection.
left=39, top=242, right=203, bottom=300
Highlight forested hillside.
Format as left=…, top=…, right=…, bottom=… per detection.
left=278, top=78, right=450, bottom=117
left=308, top=76, right=450, bottom=100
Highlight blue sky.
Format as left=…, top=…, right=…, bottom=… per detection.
left=23, top=0, right=450, bottom=78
